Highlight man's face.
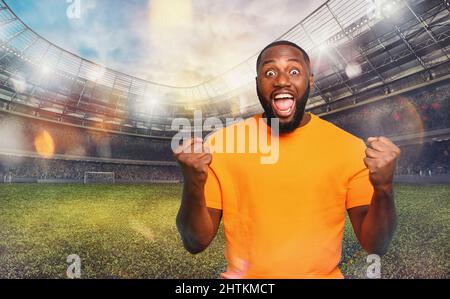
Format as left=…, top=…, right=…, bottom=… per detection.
left=256, top=45, right=313, bottom=133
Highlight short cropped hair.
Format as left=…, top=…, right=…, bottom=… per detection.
left=256, top=40, right=311, bottom=72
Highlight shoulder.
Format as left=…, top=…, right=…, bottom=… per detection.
left=311, top=113, right=367, bottom=152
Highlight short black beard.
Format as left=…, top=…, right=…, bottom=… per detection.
left=257, top=85, right=310, bottom=134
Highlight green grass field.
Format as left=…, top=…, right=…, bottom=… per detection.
left=0, top=183, right=448, bottom=279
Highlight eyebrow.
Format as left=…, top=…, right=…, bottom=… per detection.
left=261, top=59, right=276, bottom=67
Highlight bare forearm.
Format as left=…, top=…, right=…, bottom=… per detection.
left=361, top=136, right=401, bottom=255
left=360, top=186, right=397, bottom=255
left=176, top=181, right=214, bottom=254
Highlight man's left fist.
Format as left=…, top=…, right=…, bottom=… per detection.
left=364, top=136, right=401, bottom=192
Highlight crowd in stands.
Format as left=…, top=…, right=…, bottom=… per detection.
left=1, top=139, right=447, bottom=182
left=395, top=140, right=449, bottom=176
left=0, top=155, right=182, bottom=182
left=325, top=83, right=449, bottom=139
left=0, top=81, right=449, bottom=183
left=0, top=111, right=174, bottom=161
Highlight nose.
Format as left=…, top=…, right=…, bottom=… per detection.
left=274, top=71, right=291, bottom=87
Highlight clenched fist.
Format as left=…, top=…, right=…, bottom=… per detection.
left=364, top=136, right=401, bottom=193
left=173, top=138, right=212, bottom=186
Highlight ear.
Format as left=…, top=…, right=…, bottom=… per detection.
left=309, top=73, right=315, bottom=90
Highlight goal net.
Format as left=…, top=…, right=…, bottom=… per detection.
left=84, top=172, right=115, bottom=184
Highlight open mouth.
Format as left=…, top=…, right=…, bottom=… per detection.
left=271, top=93, right=295, bottom=118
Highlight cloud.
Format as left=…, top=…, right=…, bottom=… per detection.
left=6, top=0, right=325, bottom=86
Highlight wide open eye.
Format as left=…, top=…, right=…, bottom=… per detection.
left=266, top=70, right=276, bottom=77
left=290, top=69, right=300, bottom=76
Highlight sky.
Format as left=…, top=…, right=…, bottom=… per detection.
left=6, top=0, right=326, bottom=86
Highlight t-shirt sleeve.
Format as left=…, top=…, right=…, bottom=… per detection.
left=346, top=140, right=374, bottom=209
left=204, top=166, right=223, bottom=210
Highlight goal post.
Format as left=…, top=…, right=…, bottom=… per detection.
left=83, top=172, right=115, bottom=184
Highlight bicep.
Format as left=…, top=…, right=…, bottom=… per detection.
left=347, top=205, right=369, bottom=242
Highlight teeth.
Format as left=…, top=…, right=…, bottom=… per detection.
left=274, top=94, right=293, bottom=99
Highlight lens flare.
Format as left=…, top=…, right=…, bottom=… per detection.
left=389, top=96, right=425, bottom=165
left=34, top=130, right=55, bottom=158
left=345, top=62, right=362, bottom=79
left=148, top=0, right=204, bottom=86
left=149, top=0, right=193, bottom=31
left=397, top=96, right=425, bottom=140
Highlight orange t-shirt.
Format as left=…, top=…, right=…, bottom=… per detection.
left=204, top=112, right=374, bottom=279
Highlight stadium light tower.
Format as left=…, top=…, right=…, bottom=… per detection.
left=367, top=0, right=401, bottom=19
left=345, top=62, right=363, bottom=79
left=381, top=0, right=401, bottom=18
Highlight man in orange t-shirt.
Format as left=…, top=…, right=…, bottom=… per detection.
left=174, top=41, right=400, bottom=278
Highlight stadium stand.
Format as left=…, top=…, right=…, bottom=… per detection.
left=324, top=82, right=450, bottom=139
left=396, top=140, right=450, bottom=176
left=0, top=155, right=181, bottom=183
left=0, top=0, right=448, bottom=183
left=0, top=111, right=174, bottom=161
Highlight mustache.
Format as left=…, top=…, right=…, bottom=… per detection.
left=257, top=85, right=310, bottom=134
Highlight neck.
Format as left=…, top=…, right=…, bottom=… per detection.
left=261, top=112, right=312, bottom=134
left=299, top=112, right=312, bottom=128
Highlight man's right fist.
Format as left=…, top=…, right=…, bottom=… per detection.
left=173, top=138, right=212, bottom=185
